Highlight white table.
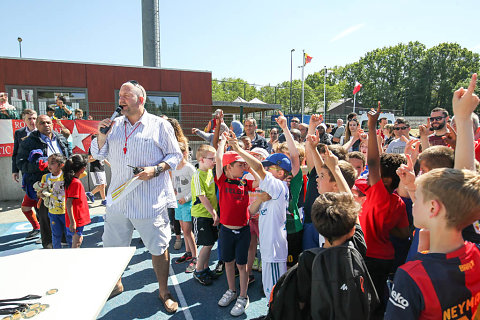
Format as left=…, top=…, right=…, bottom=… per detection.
left=0, top=247, right=135, bottom=320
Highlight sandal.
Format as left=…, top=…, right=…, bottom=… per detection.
left=159, top=293, right=178, bottom=314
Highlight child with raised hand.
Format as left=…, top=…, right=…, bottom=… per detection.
left=172, top=142, right=197, bottom=270
left=361, top=102, right=410, bottom=316
left=229, top=132, right=290, bottom=299
left=385, top=73, right=480, bottom=319
left=295, top=144, right=376, bottom=319
left=275, top=111, right=303, bottom=267
left=64, top=154, right=91, bottom=248
left=38, top=153, right=68, bottom=249
left=215, top=131, right=256, bottom=316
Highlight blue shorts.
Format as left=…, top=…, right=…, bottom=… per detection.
left=175, top=201, right=192, bottom=222
left=219, top=225, right=250, bottom=265
left=67, top=226, right=85, bottom=237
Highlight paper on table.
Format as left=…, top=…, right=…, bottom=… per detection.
left=105, top=176, right=142, bottom=207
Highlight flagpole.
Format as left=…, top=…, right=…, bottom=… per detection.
left=353, top=93, right=356, bottom=114
left=301, top=49, right=305, bottom=122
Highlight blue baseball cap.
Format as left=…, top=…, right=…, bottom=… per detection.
left=262, top=153, right=292, bottom=172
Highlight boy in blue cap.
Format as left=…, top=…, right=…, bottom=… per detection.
left=228, top=133, right=291, bottom=298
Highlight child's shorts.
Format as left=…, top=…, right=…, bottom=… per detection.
left=262, top=261, right=287, bottom=298
left=192, top=216, right=218, bottom=246
left=90, top=171, right=107, bottom=186
left=219, top=225, right=250, bottom=265
left=175, top=201, right=192, bottom=222
left=287, top=229, right=304, bottom=267
left=67, top=226, right=85, bottom=236
left=249, top=217, right=259, bottom=238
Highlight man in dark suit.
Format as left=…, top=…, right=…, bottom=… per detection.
left=17, top=114, right=71, bottom=248
left=12, top=109, right=41, bottom=240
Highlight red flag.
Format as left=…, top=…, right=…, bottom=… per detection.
left=353, top=81, right=362, bottom=95
left=304, top=53, right=313, bottom=65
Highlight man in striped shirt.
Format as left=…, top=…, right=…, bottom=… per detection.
left=91, top=81, right=182, bottom=314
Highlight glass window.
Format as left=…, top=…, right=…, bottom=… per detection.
left=145, top=94, right=180, bottom=119
left=9, top=89, right=34, bottom=112
left=37, top=90, right=87, bottom=116
left=6, top=86, right=88, bottom=118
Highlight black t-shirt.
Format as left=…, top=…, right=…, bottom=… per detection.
left=303, top=167, right=319, bottom=224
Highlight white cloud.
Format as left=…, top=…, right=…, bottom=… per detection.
left=330, top=24, right=365, bottom=43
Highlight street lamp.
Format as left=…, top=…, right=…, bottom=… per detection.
left=17, top=37, right=22, bottom=58
left=290, top=49, right=295, bottom=114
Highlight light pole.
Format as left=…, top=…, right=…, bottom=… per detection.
left=323, top=66, right=327, bottom=116
left=289, top=49, right=295, bottom=114
left=17, top=37, right=22, bottom=58
left=324, top=66, right=332, bottom=118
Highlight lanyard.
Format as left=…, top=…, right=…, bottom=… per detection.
left=124, top=122, right=141, bottom=154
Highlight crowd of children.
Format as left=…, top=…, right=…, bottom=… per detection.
left=15, top=74, right=480, bottom=319
left=165, top=75, right=480, bottom=319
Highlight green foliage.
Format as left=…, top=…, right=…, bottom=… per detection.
left=212, top=42, right=480, bottom=116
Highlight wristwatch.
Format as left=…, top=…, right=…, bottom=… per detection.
left=154, top=164, right=164, bottom=177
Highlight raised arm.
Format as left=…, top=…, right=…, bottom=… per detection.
left=228, top=132, right=267, bottom=180
left=323, top=147, right=352, bottom=195
left=306, top=133, right=324, bottom=179
left=453, top=73, right=479, bottom=171
left=367, top=102, right=382, bottom=186
left=212, top=111, right=224, bottom=150
left=305, top=114, right=323, bottom=172
left=276, top=111, right=300, bottom=176
left=216, top=131, right=227, bottom=178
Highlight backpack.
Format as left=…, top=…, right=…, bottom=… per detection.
left=310, top=241, right=379, bottom=320
left=265, top=248, right=321, bottom=320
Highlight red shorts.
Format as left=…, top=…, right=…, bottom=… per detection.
left=22, top=194, right=37, bottom=208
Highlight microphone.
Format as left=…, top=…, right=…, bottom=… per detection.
left=100, top=105, right=123, bottom=134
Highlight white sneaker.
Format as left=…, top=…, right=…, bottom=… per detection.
left=230, top=295, right=249, bottom=316
left=35, top=238, right=42, bottom=244
left=218, top=289, right=237, bottom=307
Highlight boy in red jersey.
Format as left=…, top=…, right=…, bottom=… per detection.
left=215, top=132, right=257, bottom=316
left=360, top=103, right=410, bottom=316
left=386, top=73, right=480, bottom=319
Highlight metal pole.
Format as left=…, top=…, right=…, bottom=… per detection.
left=323, top=66, right=326, bottom=116
left=290, top=49, right=295, bottom=114
left=301, top=50, right=305, bottom=122
left=353, top=93, right=356, bottom=114
left=17, top=37, right=22, bottom=58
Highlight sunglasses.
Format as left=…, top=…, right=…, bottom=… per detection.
left=127, top=80, right=145, bottom=97
left=429, top=116, right=446, bottom=122
left=291, top=120, right=299, bottom=123
left=394, top=126, right=409, bottom=130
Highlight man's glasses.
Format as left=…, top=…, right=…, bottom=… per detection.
left=429, top=116, right=446, bottom=122
left=204, top=157, right=215, bottom=162
left=127, top=80, right=145, bottom=97
left=290, top=120, right=299, bottom=123
left=394, top=126, right=409, bottom=130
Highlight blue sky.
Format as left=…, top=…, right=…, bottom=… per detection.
left=2, top=0, right=479, bottom=86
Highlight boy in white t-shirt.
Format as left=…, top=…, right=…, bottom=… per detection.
left=229, top=134, right=290, bottom=298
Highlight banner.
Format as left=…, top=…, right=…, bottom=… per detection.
left=0, top=119, right=100, bottom=157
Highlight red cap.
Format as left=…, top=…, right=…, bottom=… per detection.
left=223, top=151, right=246, bottom=167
